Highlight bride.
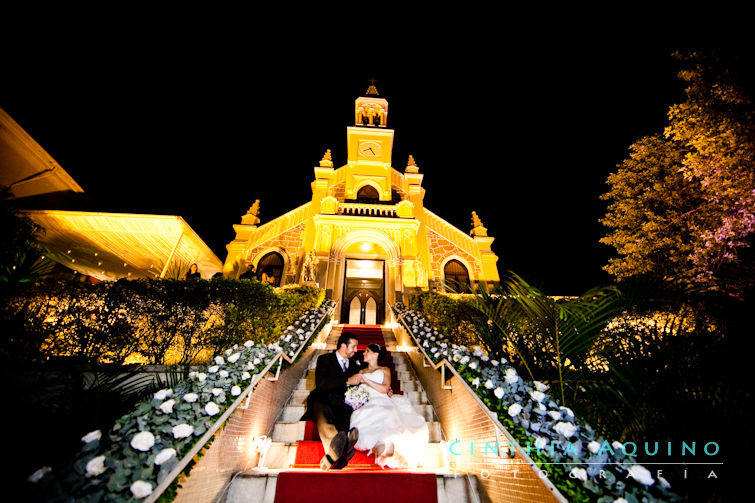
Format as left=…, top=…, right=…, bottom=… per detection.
left=349, top=343, right=429, bottom=469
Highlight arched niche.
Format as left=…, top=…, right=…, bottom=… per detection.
left=443, top=258, right=471, bottom=293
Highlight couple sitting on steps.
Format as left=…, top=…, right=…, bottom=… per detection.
left=301, top=331, right=429, bottom=470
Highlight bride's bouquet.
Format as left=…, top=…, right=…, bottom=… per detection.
left=344, top=385, right=369, bottom=410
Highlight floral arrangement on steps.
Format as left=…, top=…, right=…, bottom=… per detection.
left=392, top=303, right=681, bottom=503
left=29, top=299, right=335, bottom=502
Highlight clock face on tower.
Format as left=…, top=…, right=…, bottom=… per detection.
left=357, top=141, right=382, bottom=158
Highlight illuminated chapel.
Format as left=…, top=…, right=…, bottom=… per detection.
left=223, top=85, right=500, bottom=324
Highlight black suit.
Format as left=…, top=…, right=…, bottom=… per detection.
left=301, top=351, right=362, bottom=432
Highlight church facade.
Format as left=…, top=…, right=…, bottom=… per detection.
left=223, top=85, right=500, bottom=324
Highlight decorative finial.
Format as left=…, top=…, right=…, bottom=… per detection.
left=319, top=149, right=333, bottom=167
left=366, top=78, right=379, bottom=96
left=242, top=199, right=261, bottom=226
left=405, top=155, right=419, bottom=173
left=471, top=211, right=488, bottom=237
left=247, top=199, right=260, bottom=217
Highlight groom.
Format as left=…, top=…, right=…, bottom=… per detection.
left=301, top=331, right=365, bottom=469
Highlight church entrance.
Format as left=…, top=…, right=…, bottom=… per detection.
left=341, top=259, right=384, bottom=325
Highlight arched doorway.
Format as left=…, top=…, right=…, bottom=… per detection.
left=256, top=252, right=284, bottom=287
left=341, top=258, right=384, bottom=324
left=346, top=289, right=381, bottom=325
left=443, top=259, right=471, bottom=293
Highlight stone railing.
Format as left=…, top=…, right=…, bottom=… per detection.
left=338, top=202, right=399, bottom=218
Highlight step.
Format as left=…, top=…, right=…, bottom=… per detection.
left=280, top=405, right=306, bottom=423
left=272, top=421, right=307, bottom=443
left=437, top=474, right=481, bottom=503
left=220, top=473, right=479, bottom=503
left=272, top=420, right=444, bottom=443
left=261, top=442, right=298, bottom=469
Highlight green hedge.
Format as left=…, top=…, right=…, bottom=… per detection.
left=409, top=291, right=484, bottom=348
left=0, top=278, right=325, bottom=366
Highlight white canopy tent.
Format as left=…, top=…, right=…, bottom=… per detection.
left=24, top=210, right=223, bottom=281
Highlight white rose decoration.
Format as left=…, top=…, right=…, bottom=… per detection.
left=244, top=340, right=253, bottom=347
left=612, top=440, right=624, bottom=451
left=130, top=431, right=155, bottom=451
left=159, top=399, right=175, bottom=414
left=570, top=467, right=588, bottom=481
left=154, top=389, right=172, bottom=400
left=130, top=480, right=153, bottom=499
left=197, top=373, right=207, bottom=382
left=208, top=365, right=219, bottom=373
left=241, top=371, right=251, bottom=380
left=205, top=402, right=220, bottom=416
left=85, top=455, right=107, bottom=477
left=627, top=464, right=654, bottom=486
left=214, top=356, right=225, bottom=365
left=491, top=360, right=499, bottom=366
left=493, top=387, right=504, bottom=399
left=484, top=379, right=494, bottom=389
left=508, top=403, right=523, bottom=417
left=553, top=422, right=577, bottom=438
left=504, top=368, right=519, bottom=383
left=471, top=377, right=480, bottom=388
left=533, top=381, right=549, bottom=392
left=183, top=393, right=198, bottom=403
left=219, top=370, right=229, bottom=378
left=469, top=361, right=478, bottom=370
left=155, top=448, right=177, bottom=465
left=460, top=355, right=470, bottom=364
left=212, top=388, right=223, bottom=396
left=530, top=390, right=545, bottom=402
left=172, top=423, right=194, bottom=439
left=228, top=352, right=241, bottom=363
left=81, top=430, right=101, bottom=443
left=587, top=440, right=602, bottom=454
left=547, top=410, right=562, bottom=421
left=231, top=385, right=241, bottom=396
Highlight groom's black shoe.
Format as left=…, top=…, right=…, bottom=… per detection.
left=332, top=428, right=359, bottom=469
left=320, top=431, right=348, bottom=470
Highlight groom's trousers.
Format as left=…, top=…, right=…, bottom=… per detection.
left=312, top=401, right=339, bottom=453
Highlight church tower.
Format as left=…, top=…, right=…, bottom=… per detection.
left=223, top=82, right=500, bottom=324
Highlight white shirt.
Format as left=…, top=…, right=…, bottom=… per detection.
left=335, top=352, right=349, bottom=372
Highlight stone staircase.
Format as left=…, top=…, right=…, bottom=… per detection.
left=219, top=325, right=483, bottom=503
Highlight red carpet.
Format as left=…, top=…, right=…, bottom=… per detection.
left=273, top=471, right=438, bottom=503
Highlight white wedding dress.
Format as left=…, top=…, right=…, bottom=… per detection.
left=349, top=369, right=429, bottom=469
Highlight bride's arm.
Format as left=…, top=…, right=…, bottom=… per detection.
left=362, top=368, right=392, bottom=394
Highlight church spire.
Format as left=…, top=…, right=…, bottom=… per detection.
left=365, top=78, right=379, bottom=96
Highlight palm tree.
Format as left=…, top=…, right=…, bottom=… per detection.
left=474, top=271, right=623, bottom=406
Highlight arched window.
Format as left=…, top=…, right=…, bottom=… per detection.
left=356, top=185, right=379, bottom=203
left=256, top=252, right=284, bottom=287
left=443, top=259, right=471, bottom=293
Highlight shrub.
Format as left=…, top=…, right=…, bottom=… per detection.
left=0, top=278, right=324, bottom=366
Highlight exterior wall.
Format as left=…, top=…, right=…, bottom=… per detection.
left=247, top=223, right=306, bottom=283
left=427, top=228, right=482, bottom=282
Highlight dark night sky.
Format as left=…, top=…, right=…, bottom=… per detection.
left=1, top=34, right=689, bottom=295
